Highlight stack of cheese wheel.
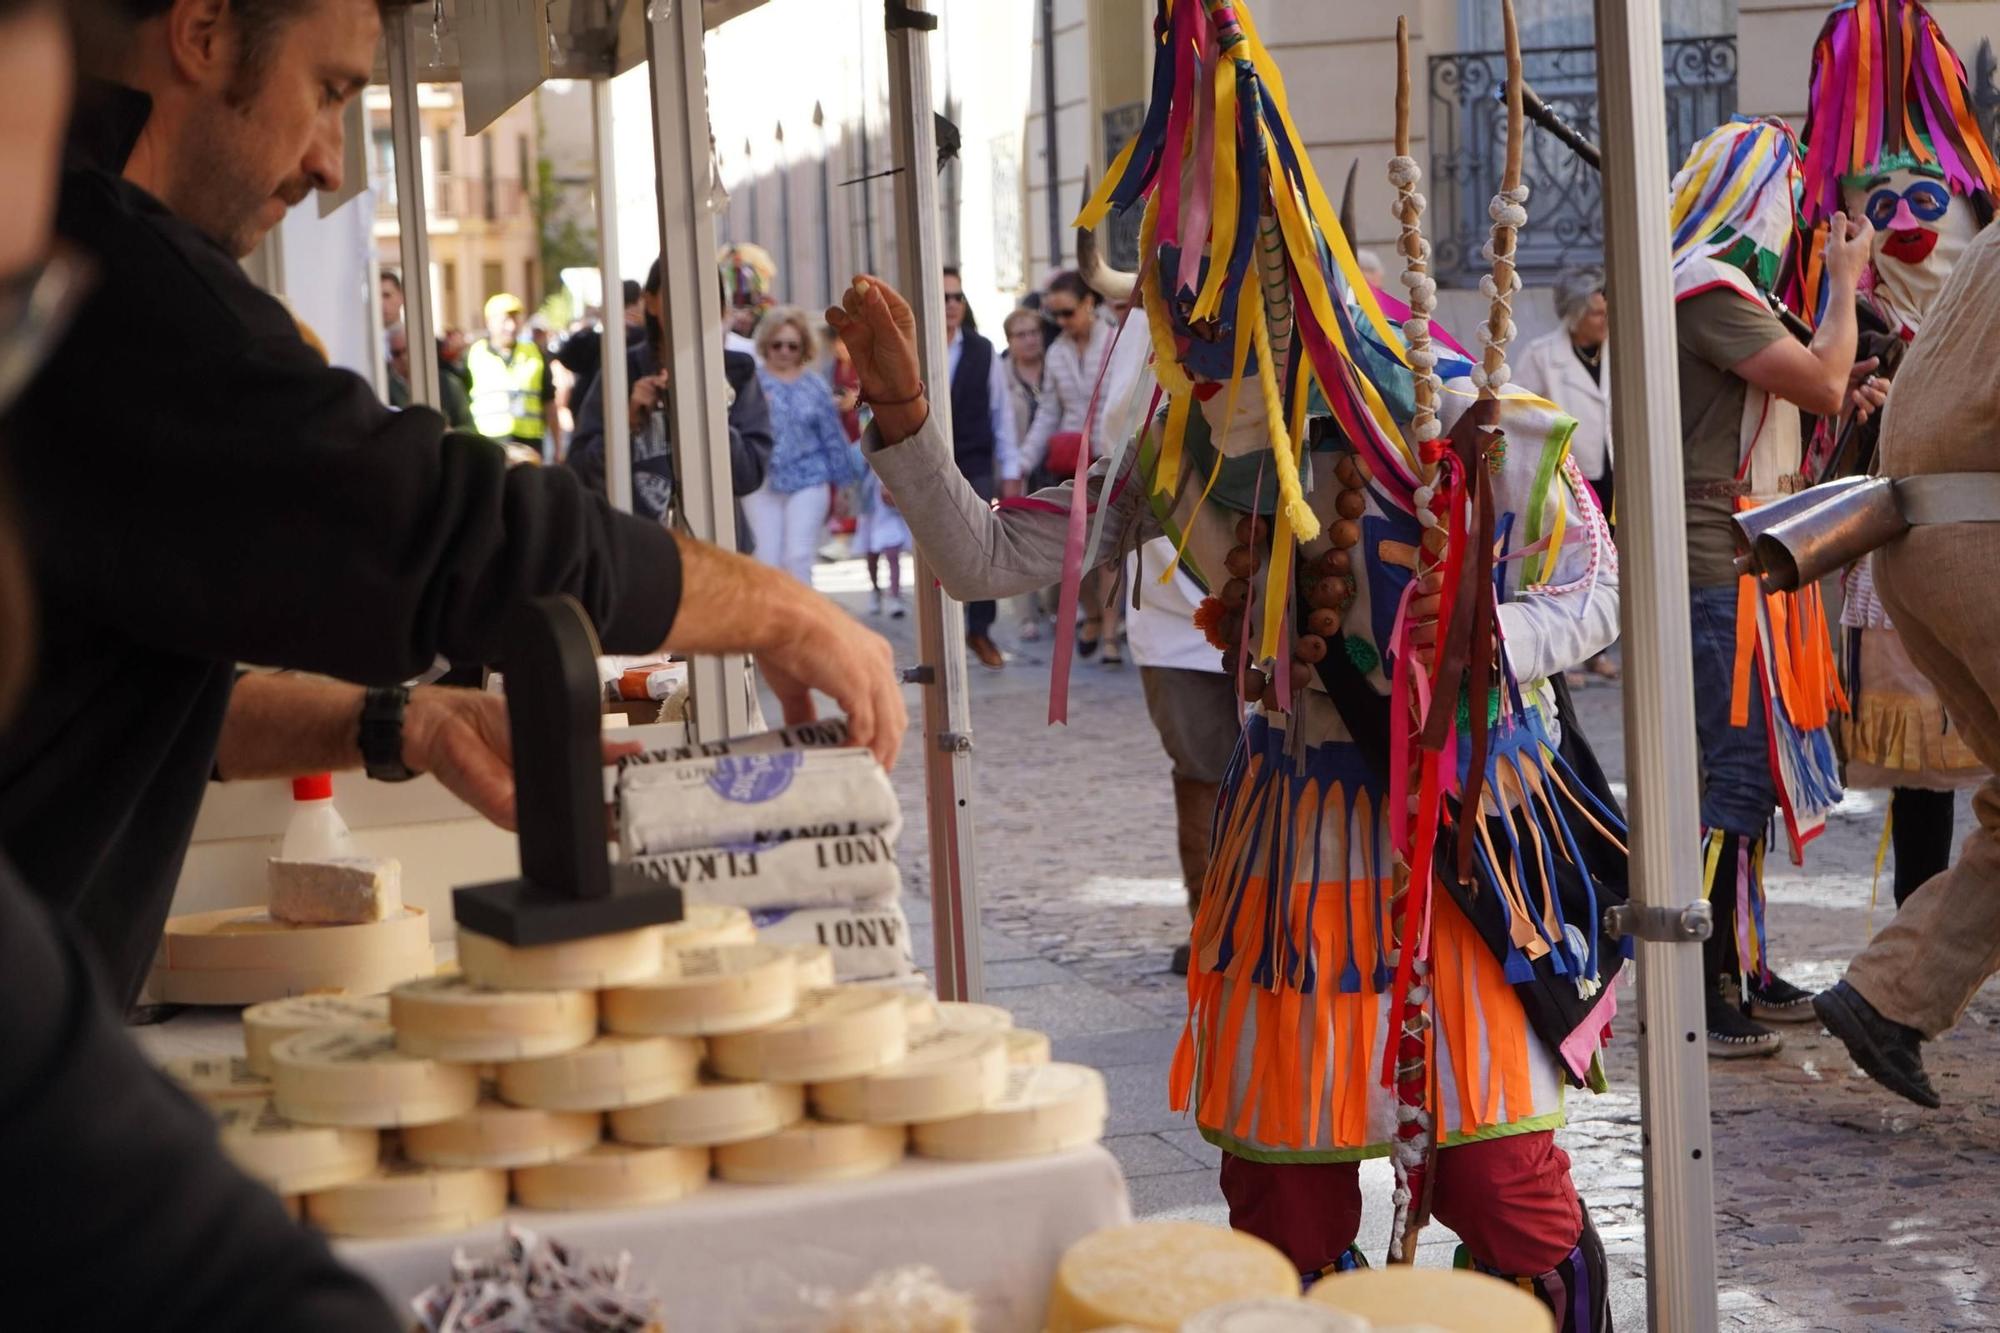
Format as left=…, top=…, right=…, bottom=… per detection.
left=1044, top=1223, right=1300, bottom=1332
left=241, top=994, right=390, bottom=1076
left=911, top=1061, right=1107, bottom=1161
left=1305, top=1268, right=1554, bottom=1332
left=148, top=904, right=434, bottom=1004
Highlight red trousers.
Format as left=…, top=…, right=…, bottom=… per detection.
left=1219, top=1130, right=1583, bottom=1276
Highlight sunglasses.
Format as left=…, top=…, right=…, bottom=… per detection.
left=943, top=292, right=967, bottom=304
left=1045, top=304, right=1080, bottom=319
left=768, top=339, right=802, bottom=352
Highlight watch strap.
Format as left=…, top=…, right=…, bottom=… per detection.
left=360, top=686, right=417, bottom=782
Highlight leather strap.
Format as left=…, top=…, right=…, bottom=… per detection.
left=1897, top=472, right=2000, bottom=525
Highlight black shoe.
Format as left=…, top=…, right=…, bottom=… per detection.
left=1170, top=942, right=1191, bottom=976
left=1747, top=971, right=1817, bottom=1024
left=1708, top=986, right=1784, bottom=1059
left=1814, top=981, right=1940, bottom=1109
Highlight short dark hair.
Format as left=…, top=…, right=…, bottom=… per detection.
left=380, top=269, right=402, bottom=292
left=1048, top=270, right=1095, bottom=306
left=621, top=279, right=642, bottom=308
left=111, top=0, right=362, bottom=101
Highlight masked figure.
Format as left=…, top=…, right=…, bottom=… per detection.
left=850, top=4, right=1620, bottom=1326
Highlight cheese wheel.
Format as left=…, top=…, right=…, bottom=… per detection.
left=933, top=1001, right=1013, bottom=1034
left=243, top=994, right=390, bottom=1076
left=457, top=924, right=666, bottom=991
left=659, top=903, right=757, bottom=950
left=1182, top=1301, right=1371, bottom=1332
left=304, top=1160, right=507, bottom=1239
left=902, top=992, right=940, bottom=1029
left=149, top=946, right=436, bottom=1006
left=162, top=1054, right=272, bottom=1104
left=270, top=1028, right=480, bottom=1128
left=215, top=1098, right=379, bottom=1196
left=389, top=974, right=597, bottom=1061
left=512, top=1142, right=710, bottom=1210
left=1305, top=1269, right=1555, bottom=1332
left=401, top=1096, right=602, bottom=1168
left=812, top=1027, right=1008, bottom=1125
left=158, top=905, right=431, bottom=973
left=911, top=1062, right=1106, bottom=1161
left=712, top=1118, right=906, bottom=1184
left=1005, top=1028, right=1053, bottom=1065
left=1044, top=1222, right=1299, bottom=1333
left=497, top=1034, right=701, bottom=1111
left=609, top=1077, right=805, bottom=1147
left=707, top=985, right=907, bottom=1083
left=600, top=943, right=798, bottom=1036
left=789, top=944, right=836, bottom=989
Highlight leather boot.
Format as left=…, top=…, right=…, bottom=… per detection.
left=1170, top=776, right=1222, bottom=976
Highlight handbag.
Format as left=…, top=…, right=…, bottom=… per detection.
left=1045, top=430, right=1086, bottom=480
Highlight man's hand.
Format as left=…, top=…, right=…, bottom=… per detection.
left=1823, top=211, right=1876, bottom=292
left=403, top=686, right=641, bottom=832
left=755, top=599, right=906, bottom=770
left=826, top=277, right=927, bottom=444
left=630, top=371, right=670, bottom=434
left=1845, top=355, right=1889, bottom=424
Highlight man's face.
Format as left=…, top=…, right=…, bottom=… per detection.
left=493, top=311, right=521, bottom=345
left=942, top=274, right=965, bottom=335
left=728, top=302, right=759, bottom=336
left=386, top=327, right=407, bottom=378
left=380, top=277, right=404, bottom=328
left=171, top=0, right=377, bottom=257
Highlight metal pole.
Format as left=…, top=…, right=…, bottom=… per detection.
left=1039, top=0, right=1062, bottom=267
left=1593, top=2, right=1718, bottom=1328
left=646, top=0, right=756, bottom=741
left=814, top=102, right=834, bottom=309
left=385, top=5, right=440, bottom=410
left=883, top=0, right=984, bottom=1004
left=776, top=122, right=794, bottom=298
left=592, top=77, right=633, bottom=514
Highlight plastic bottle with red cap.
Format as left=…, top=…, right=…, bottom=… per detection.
left=280, top=773, right=359, bottom=862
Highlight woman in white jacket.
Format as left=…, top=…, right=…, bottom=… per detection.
left=1515, top=266, right=1617, bottom=681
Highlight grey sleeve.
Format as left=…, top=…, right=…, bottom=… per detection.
left=864, top=409, right=1159, bottom=600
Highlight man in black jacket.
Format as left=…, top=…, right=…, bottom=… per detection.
left=4, top=0, right=905, bottom=1011
left=566, top=260, right=773, bottom=551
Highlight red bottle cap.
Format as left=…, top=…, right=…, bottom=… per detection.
left=292, top=774, right=335, bottom=802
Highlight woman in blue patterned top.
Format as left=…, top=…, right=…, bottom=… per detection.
left=743, top=306, right=867, bottom=584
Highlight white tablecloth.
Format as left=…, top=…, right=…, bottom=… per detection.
left=134, top=1010, right=1131, bottom=1332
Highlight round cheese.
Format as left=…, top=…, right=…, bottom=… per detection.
left=304, top=1160, right=507, bottom=1239
left=659, top=903, right=756, bottom=950
left=149, top=946, right=436, bottom=1006
left=243, top=994, right=390, bottom=1076
left=707, top=986, right=907, bottom=1083
left=933, top=1001, right=1012, bottom=1034
left=512, top=1142, right=710, bottom=1210
left=902, top=991, right=941, bottom=1029
left=788, top=944, right=836, bottom=989
left=401, top=1096, right=602, bottom=1169
left=811, top=1028, right=1008, bottom=1125
left=600, top=943, right=798, bottom=1036
left=389, top=974, right=597, bottom=1061
left=215, top=1098, right=379, bottom=1196
left=162, top=1054, right=272, bottom=1104
left=270, top=1028, right=480, bottom=1128
left=911, top=1062, right=1106, bottom=1161
left=457, top=924, right=665, bottom=991
left=1005, top=1028, right=1052, bottom=1065
left=712, top=1118, right=906, bottom=1185
left=158, top=905, right=431, bottom=973
left=1183, top=1301, right=1371, bottom=1332
left=496, top=1034, right=701, bottom=1111
left=1044, top=1222, right=1299, bottom=1333
left=1305, top=1268, right=1555, bottom=1332
left=609, top=1077, right=805, bottom=1147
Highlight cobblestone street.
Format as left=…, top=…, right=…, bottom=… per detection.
left=808, top=555, right=1998, bottom=1331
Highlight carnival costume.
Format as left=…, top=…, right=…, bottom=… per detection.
left=1668, top=118, right=1850, bottom=1023
left=1798, top=0, right=1999, bottom=901
left=863, top=5, right=1619, bottom=1326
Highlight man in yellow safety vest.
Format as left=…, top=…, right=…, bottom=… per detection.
left=467, top=292, right=557, bottom=459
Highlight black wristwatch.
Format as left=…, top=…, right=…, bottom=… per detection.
left=360, top=685, right=417, bottom=782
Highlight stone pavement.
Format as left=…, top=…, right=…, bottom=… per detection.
left=804, top=554, right=1998, bottom=1331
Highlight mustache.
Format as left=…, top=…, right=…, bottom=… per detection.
left=276, top=175, right=314, bottom=208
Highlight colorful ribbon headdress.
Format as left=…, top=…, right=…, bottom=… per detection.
left=1076, top=0, right=1421, bottom=557
left=1799, top=0, right=2000, bottom=222
left=1668, top=116, right=1805, bottom=297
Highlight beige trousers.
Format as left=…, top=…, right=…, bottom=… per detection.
left=1845, top=526, right=2000, bottom=1036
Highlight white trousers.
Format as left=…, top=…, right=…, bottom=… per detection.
left=742, top=481, right=832, bottom=587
